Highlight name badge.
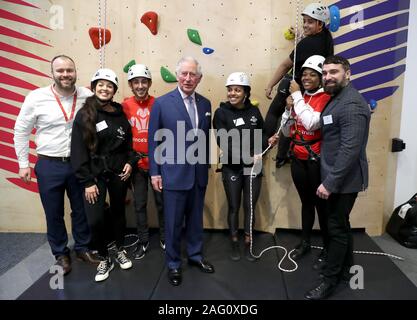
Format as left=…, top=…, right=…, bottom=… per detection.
left=233, top=118, right=245, bottom=127
left=323, top=115, right=333, bottom=125
left=65, top=120, right=73, bottom=130
left=96, top=120, right=108, bottom=132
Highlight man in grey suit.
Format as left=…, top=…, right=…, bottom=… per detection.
left=305, top=55, right=370, bottom=300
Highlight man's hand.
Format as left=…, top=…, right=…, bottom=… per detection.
left=85, top=185, right=99, bottom=204
left=19, top=168, right=31, bottom=184
left=151, top=175, right=163, bottom=192
left=316, top=184, right=331, bottom=200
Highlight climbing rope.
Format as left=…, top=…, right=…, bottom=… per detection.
left=245, top=1, right=404, bottom=272
left=97, top=0, right=107, bottom=68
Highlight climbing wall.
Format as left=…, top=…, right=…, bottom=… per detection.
left=0, top=0, right=410, bottom=235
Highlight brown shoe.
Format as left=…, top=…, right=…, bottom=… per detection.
left=76, top=251, right=101, bottom=265
left=56, top=255, right=72, bottom=275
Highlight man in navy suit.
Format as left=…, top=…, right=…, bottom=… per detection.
left=305, top=55, right=370, bottom=300
left=148, top=56, right=214, bottom=286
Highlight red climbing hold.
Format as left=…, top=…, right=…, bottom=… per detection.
left=141, top=11, right=158, bottom=35
left=88, top=27, right=111, bottom=49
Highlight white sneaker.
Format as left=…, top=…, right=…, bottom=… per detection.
left=95, top=258, right=114, bottom=282
left=116, top=250, right=132, bottom=270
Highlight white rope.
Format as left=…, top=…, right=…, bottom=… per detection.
left=292, top=0, right=302, bottom=80
left=103, top=0, right=107, bottom=68
left=97, top=0, right=107, bottom=68
left=98, top=0, right=102, bottom=68
left=311, top=245, right=404, bottom=261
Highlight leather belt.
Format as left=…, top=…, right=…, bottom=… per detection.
left=38, top=154, right=71, bottom=162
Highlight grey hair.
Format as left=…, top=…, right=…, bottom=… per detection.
left=175, top=56, right=202, bottom=76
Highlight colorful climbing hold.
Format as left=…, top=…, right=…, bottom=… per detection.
left=160, top=66, right=177, bottom=83
left=187, top=28, right=202, bottom=45
left=369, top=99, right=378, bottom=111
left=141, top=11, right=158, bottom=35
left=283, top=27, right=295, bottom=40
left=203, top=47, right=214, bottom=55
left=88, top=27, right=111, bottom=49
left=329, top=5, right=340, bottom=32
left=251, top=100, right=259, bottom=107
left=123, top=60, right=136, bottom=73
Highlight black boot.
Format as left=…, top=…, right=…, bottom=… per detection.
left=230, top=240, right=241, bottom=261
left=244, top=243, right=256, bottom=262
left=313, top=248, right=327, bottom=270
left=291, top=240, right=311, bottom=260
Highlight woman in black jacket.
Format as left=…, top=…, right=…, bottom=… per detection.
left=213, top=72, right=268, bottom=262
left=71, top=68, right=138, bottom=282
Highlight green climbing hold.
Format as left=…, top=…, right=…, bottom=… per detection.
left=123, top=60, right=136, bottom=73
left=187, top=28, right=202, bottom=46
left=160, top=66, right=177, bottom=83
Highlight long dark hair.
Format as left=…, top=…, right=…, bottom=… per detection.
left=78, top=95, right=101, bottom=152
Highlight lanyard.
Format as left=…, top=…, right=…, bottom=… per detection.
left=51, top=85, right=77, bottom=122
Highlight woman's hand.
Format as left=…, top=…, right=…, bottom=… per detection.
left=119, top=163, right=132, bottom=181
left=286, top=95, right=294, bottom=110
left=265, top=86, right=273, bottom=99
left=253, top=154, right=263, bottom=164
left=85, top=185, right=99, bottom=204
left=289, top=80, right=300, bottom=94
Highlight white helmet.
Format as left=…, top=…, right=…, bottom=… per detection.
left=127, top=64, right=152, bottom=81
left=301, top=55, right=325, bottom=74
left=225, top=72, right=250, bottom=87
left=91, top=68, right=119, bottom=89
left=302, top=3, right=330, bottom=24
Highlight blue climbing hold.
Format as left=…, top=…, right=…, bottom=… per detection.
left=203, top=47, right=214, bottom=54
left=369, top=99, right=378, bottom=111
left=329, top=5, right=340, bottom=32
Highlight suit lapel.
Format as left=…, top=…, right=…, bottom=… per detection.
left=195, top=94, right=206, bottom=129
left=170, top=89, right=193, bottom=128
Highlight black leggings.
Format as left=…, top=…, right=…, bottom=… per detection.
left=264, top=75, right=292, bottom=160
left=83, top=173, right=128, bottom=257
left=290, top=158, right=328, bottom=246
left=222, top=166, right=262, bottom=236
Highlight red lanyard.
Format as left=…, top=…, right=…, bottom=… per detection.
left=51, top=85, right=77, bottom=122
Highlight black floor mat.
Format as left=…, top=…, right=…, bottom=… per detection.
left=17, top=230, right=417, bottom=300
left=274, top=229, right=417, bottom=300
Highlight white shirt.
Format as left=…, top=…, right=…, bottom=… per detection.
left=14, top=85, right=93, bottom=168
left=177, top=87, right=199, bottom=128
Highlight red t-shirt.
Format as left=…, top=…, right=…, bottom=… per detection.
left=290, top=92, right=331, bottom=160
left=122, top=95, right=154, bottom=170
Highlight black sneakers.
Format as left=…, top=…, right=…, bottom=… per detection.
left=290, top=240, right=311, bottom=260
left=134, top=242, right=149, bottom=260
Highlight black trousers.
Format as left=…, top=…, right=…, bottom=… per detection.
left=83, top=173, right=129, bottom=257
left=323, top=192, right=358, bottom=285
left=221, top=166, right=262, bottom=236
left=290, top=158, right=328, bottom=246
left=132, top=168, right=165, bottom=243
left=264, top=75, right=292, bottom=160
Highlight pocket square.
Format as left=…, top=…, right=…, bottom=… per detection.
left=205, top=112, right=211, bottom=116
